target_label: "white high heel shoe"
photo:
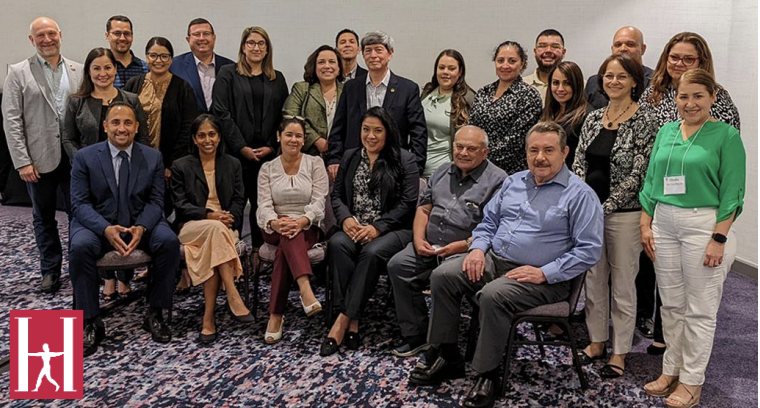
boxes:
[300,296,322,317]
[264,317,283,344]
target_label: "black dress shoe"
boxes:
[345,331,361,350]
[647,343,666,355]
[198,331,218,345]
[578,347,608,365]
[408,356,465,386]
[143,312,172,343]
[392,339,430,357]
[41,274,61,294]
[319,337,340,356]
[227,304,255,323]
[637,317,655,339]
[83,322,105,357]
[463,376,497,408]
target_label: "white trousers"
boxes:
[652,203,736,385]
[584,211,641,354]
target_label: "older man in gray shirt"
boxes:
[388,126,506,357]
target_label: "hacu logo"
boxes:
[10,310,84,399]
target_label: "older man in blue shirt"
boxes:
[408,121,603,408]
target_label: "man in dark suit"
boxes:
[327,30,427,179]
[585,26,653,109]
[69,102,179,357]
[170,18,234,113]
[335,28,367,82]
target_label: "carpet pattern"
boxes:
[0,205,756,407]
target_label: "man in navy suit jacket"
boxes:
[69,102,179,357]
[170,18,234,113]
[327,31,427,178]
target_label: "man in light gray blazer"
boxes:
[2,16,83,293]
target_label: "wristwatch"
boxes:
[711,233,727,243]
[465,236,474,249]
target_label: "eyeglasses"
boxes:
[667,54,699,66]
[244,40,267,50]
[109,30,133,38]
[189,31,214,39]
[146,53,172,62]
[283,115,305,121]
[536,43,563,51]
[602,73,630,82]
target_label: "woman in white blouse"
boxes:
[257,116,329,344]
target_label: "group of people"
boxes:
[2,14,746,408]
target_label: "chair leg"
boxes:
[500,321,520,395]
[242,252,250,310]
[532,323,546,360]
[324,264,333,327]
[465,309,480,362]
[252,258,260,321]
[562,320,588,391]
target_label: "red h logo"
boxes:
[10,310,84,399]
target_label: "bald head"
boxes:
[453,126,490,174]
[28,17,62,60]
[611,26,646,64]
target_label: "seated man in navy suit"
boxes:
[69,102,180,357]
[170,18,234,113]
[327,30,427,179]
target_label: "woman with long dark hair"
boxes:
[541,61,591,166]
[420,49,475,178]
[170,114,252,344]
[320,106,419,356]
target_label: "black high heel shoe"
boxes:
[345,331,361,350]
[578,346,608,365]
[320,337,340,356]
[226,303,255,323]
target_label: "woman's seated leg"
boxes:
[218,260,250,316]
[202,272,220,335]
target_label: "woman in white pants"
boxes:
[639,68,745,408]
[572,54,657,379]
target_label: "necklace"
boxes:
[604,101,634,128]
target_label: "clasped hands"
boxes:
[462,249,547,284]
[342,217,379,245]
[208,210,235,228]
[272,216,309,239]
[104,225,145,257]
[240,146,273,162]
[414,238,466,258]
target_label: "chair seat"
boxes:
[96,249,152,270]
[515,301,571,317]
[257,242,326,264]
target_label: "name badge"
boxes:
[664,175,686,195]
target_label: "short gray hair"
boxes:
[361,30,394,52]
[525,121,567,149]
[456,125,489,147]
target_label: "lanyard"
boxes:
[664,120,706,177]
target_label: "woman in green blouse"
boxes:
[639,69,745,408]
[419,49,474,178]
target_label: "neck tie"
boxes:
[117,151,131,229]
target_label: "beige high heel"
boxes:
[644,375,679,397]
[665,384,701,408]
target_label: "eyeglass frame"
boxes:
[109,30,133,39]
[667,54,699,66]
[244,40,267,50]
[146,53,172,62]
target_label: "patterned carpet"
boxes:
[0,205,756,407]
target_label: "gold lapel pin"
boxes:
[390,88,395,93]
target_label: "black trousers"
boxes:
[26,158,71,278]
[636,252,664,342]
[69,221,180,320]
[328,230,412,319]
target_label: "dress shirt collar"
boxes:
[365,69,391,87]
[448,159,490,183]
[108,140,134,160]
[523,164,571,188]
[194,54,216,68]
[36,53,63,69]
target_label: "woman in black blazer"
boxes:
[320,107,419,356]
[63,47,149,163]
[124,37,197,180]
[170,114,252,344]
[211,26,288,248]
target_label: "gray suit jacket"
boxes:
[2,55,83,173]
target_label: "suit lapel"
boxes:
[128,144,145,194]
[382,72,398,110]
[262,77,272,122]
[98,144,118,198]
[65,60,79,93]
[28,56,57,113]
[184,56,203,100]
[358,76,368,117]
[310,83,326,110]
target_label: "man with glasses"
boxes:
[523,29,566,105]
[387,126,506,358]
[105,15,148,88]
[2,16,83,294]
[585,26,652,109]
[171,18,234,113]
